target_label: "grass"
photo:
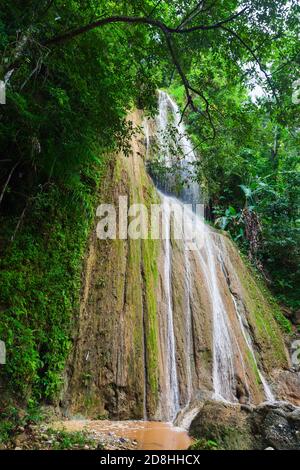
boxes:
[190,438,220,450]
[46,429,99,450]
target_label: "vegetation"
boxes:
[0,401,43,444]
[165,3,299,308]
[0,1,160,404]
[190,423,252,450]
[0,0,299,420]
[0,404,102,449]
[46,428,97,450]
[190,438,220,450]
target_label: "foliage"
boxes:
[47,428,96,450]
[0,181,101,399]
[190,438,220,450]
[167,4,299,309]
[0,1,161,402]
[0,401,43,444]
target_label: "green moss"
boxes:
[191,422,253,450]
[113,238,127,310]
[141,181,160,401]
[226,238,289,369]
[113,157,122,184]
[142,237,159,396]
[246,350,261,385]
[0,158,107,402]
[189,438,220,450]
[274,305,293,334]
[239,249,292,335]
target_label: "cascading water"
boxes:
[154,91,239,405]
[203,230,238,402]
[144,90,275,421]
[155,91,200,206]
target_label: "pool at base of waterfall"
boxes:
[50,420,192,450]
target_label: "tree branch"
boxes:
[44,8,247,45]
[166,34,215,137]
[177,6,248,33]
[221,26,279,102]
[163,33,197,112]
[39,7,270,135]
[179,100,190,124]
[43,8,245,131]
[0,159,21,208]
[176,1,205,30]
[148,0,164,17]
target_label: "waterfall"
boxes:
[203,231,238,402]
[155,91,199,205]
[143,90,275,421]
[154,90,238,405]
[179,202,239,403]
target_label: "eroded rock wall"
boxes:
[63,108,293,421]
[62,111,161,419]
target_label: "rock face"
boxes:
[62,107,295,421]
[272,369,300,406]
[62,111,161,419]
[189,400,300,450]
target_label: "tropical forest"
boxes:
[0,0,299,456]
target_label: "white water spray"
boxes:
[143,91,275,421]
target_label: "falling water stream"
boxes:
[230,293,275,402]
[58,92,276,451]
[149,91,275,420]
[67,92,275,450]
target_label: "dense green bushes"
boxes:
[0,177,103,400]
[0,1,160,403]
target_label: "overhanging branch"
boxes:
[43,8,247,128]
[44,8,247,45]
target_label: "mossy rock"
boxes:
[189,401,255,450]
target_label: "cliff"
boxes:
[62,108,293,421]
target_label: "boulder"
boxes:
[189,400,254,450]
[189,399,300,450]
[272,369,300,405]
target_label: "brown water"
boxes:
[53,420,192,450]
